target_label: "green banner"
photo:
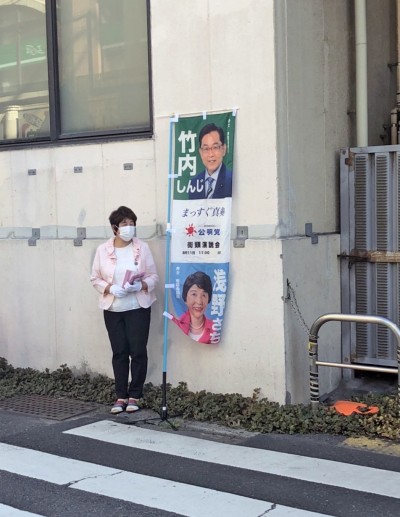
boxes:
[167,111,236,345]
[173,112,235,200]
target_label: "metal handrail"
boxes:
[308,313,400,410]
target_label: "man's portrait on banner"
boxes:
[174,114,235,201]
[188,123,233,200]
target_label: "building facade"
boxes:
[0,0,396,404]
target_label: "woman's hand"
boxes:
[110,285,128,298]
[124,280,142,293]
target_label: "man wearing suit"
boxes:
[188,123,232,199]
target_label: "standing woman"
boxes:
[91,206,159,414]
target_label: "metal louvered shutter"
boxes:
[341,147,399,367]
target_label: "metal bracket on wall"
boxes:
[74,227,86,246]
[233,226,248,248]
[305,223,318,244]
[28,228,40,246]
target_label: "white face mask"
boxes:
[118,225,136,241]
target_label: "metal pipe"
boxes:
[397,0,400,108]
[308,337,319,405]
[308,313,400,411]
[391,108,398,145]
[316,361,398,374]
[310,313,400,342]
[396,0,400,144]
[355,0,368,146]
[388,0,400,144]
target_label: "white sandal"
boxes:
[126,398,140,412]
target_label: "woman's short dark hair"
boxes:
[109,206,137,229]
[182,271,212,302]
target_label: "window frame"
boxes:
[0,0,153,149]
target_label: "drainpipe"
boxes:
[391,108,398,144]
[390,0,400,144]
[355,0,368,146]
[397,0,400,143]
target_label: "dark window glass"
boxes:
[0,0,151,144]
[0,3,49,140]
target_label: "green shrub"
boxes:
[0,358,398,440]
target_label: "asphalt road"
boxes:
[0,403,399,516]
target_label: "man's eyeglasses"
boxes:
[200,144,223,153]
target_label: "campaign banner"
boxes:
[168,111,236,344]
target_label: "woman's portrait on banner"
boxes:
[172,271,214,344]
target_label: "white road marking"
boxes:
[65,419,400,500]
[0,504,43,516]
[0,443,330,517]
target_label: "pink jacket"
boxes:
[172,310,214,344]
[90,237,159,310]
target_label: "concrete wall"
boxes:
[0,140,160,376]
[0,0,288,403]
[151,0,279,239]
[0,0,395,404]
[274,0,396,401]
[273,1,354,400]
[282,235,341,404]
[275,0,355,237]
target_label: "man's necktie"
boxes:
[206,177,214,198]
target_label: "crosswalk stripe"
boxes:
[0,443,331,517]
[65,419,400,500]
[0,504,42,516]
[0,442,119,485]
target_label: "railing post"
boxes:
[398,342,400,404]
[308,335,319,409]
[308,313,400,414]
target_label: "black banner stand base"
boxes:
[119,372,181,431]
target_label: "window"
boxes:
[0,2,49,140]
[0,0,151,145]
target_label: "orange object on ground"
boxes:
[332,400,379,416]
